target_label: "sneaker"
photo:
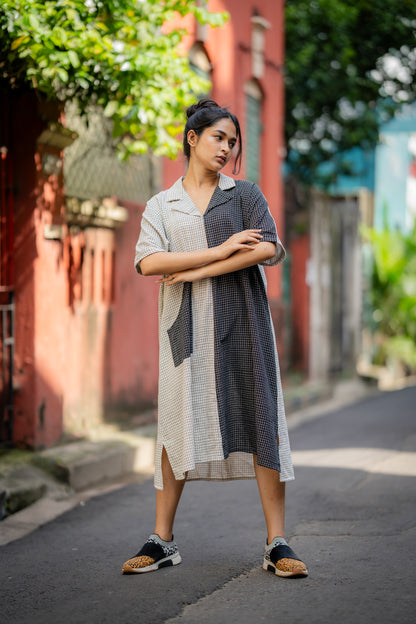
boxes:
[263,537,308,578]
[122,533,181,574]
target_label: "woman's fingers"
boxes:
[236,230,263,246]
[159,273,189,285]
[230,230,262,244]
[218,230,264,259]
[241,229,262,237]
[241,230,262,241]
[157,274,176,284]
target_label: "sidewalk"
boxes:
[0,377,378,546]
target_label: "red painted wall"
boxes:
[107,202,159,409]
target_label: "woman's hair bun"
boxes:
[186,98,220,119]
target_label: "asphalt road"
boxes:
[1,386,415,624]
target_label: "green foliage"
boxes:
[0,0,227,158]
[363,222,416,372]
[285,0,416,186]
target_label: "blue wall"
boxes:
[327,147,375,196]
[327,104,416,232]
[373,106,416,231]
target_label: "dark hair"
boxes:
[183,98,242,174]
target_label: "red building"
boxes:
[0,0,287,448]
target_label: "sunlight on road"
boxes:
[292,448,416,477]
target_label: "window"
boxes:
[189,41,212,87]
[251,14,271,79]
[245,80,263,184]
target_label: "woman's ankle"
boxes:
[154,530,173,542]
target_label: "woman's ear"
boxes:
[187,129,197,148]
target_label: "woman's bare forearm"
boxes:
[139,229,264,275]
[160,242,276,285]
[139,248,221,275]
[198,242,276,278]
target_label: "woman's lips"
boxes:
[216,155,226,164]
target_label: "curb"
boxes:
[0,425,156,531]
[32,427,156,491]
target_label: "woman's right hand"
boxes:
[216,229,263,260]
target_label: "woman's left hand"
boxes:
[158,267,203,285]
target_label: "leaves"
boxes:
[0,0,227,158]
[285,0,416,186]
[67,50,80,68]
[363,222,416,371]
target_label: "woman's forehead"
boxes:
[210,118,237,138]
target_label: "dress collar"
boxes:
[166,172,236,203]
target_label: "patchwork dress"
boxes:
[135,173,294,489]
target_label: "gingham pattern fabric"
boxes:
[135,173,294,489]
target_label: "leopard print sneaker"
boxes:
[263,537,308,578]
[122,534,181,574]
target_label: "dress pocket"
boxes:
[167,281,193,367]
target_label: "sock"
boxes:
[266,536,288,552]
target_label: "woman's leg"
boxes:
[121,447,184,573]
[154,447,186,541]
[254,454,308,576]
[253,455,285,543]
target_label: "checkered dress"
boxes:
[135,173,294,489]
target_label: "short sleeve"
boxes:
[134,196,169,274]
[244,183,286,266]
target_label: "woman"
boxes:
[122,98,308,578]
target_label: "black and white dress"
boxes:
[135,173,294,489]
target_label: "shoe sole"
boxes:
[122,552,182,574]
[263,558,308,578]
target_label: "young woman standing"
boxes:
[122,99,308,578]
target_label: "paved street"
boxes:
[1,386,415,624]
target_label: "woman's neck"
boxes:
[183,163,220,190]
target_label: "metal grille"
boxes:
[0,293,14,445]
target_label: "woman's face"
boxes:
[188,117,237,172]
